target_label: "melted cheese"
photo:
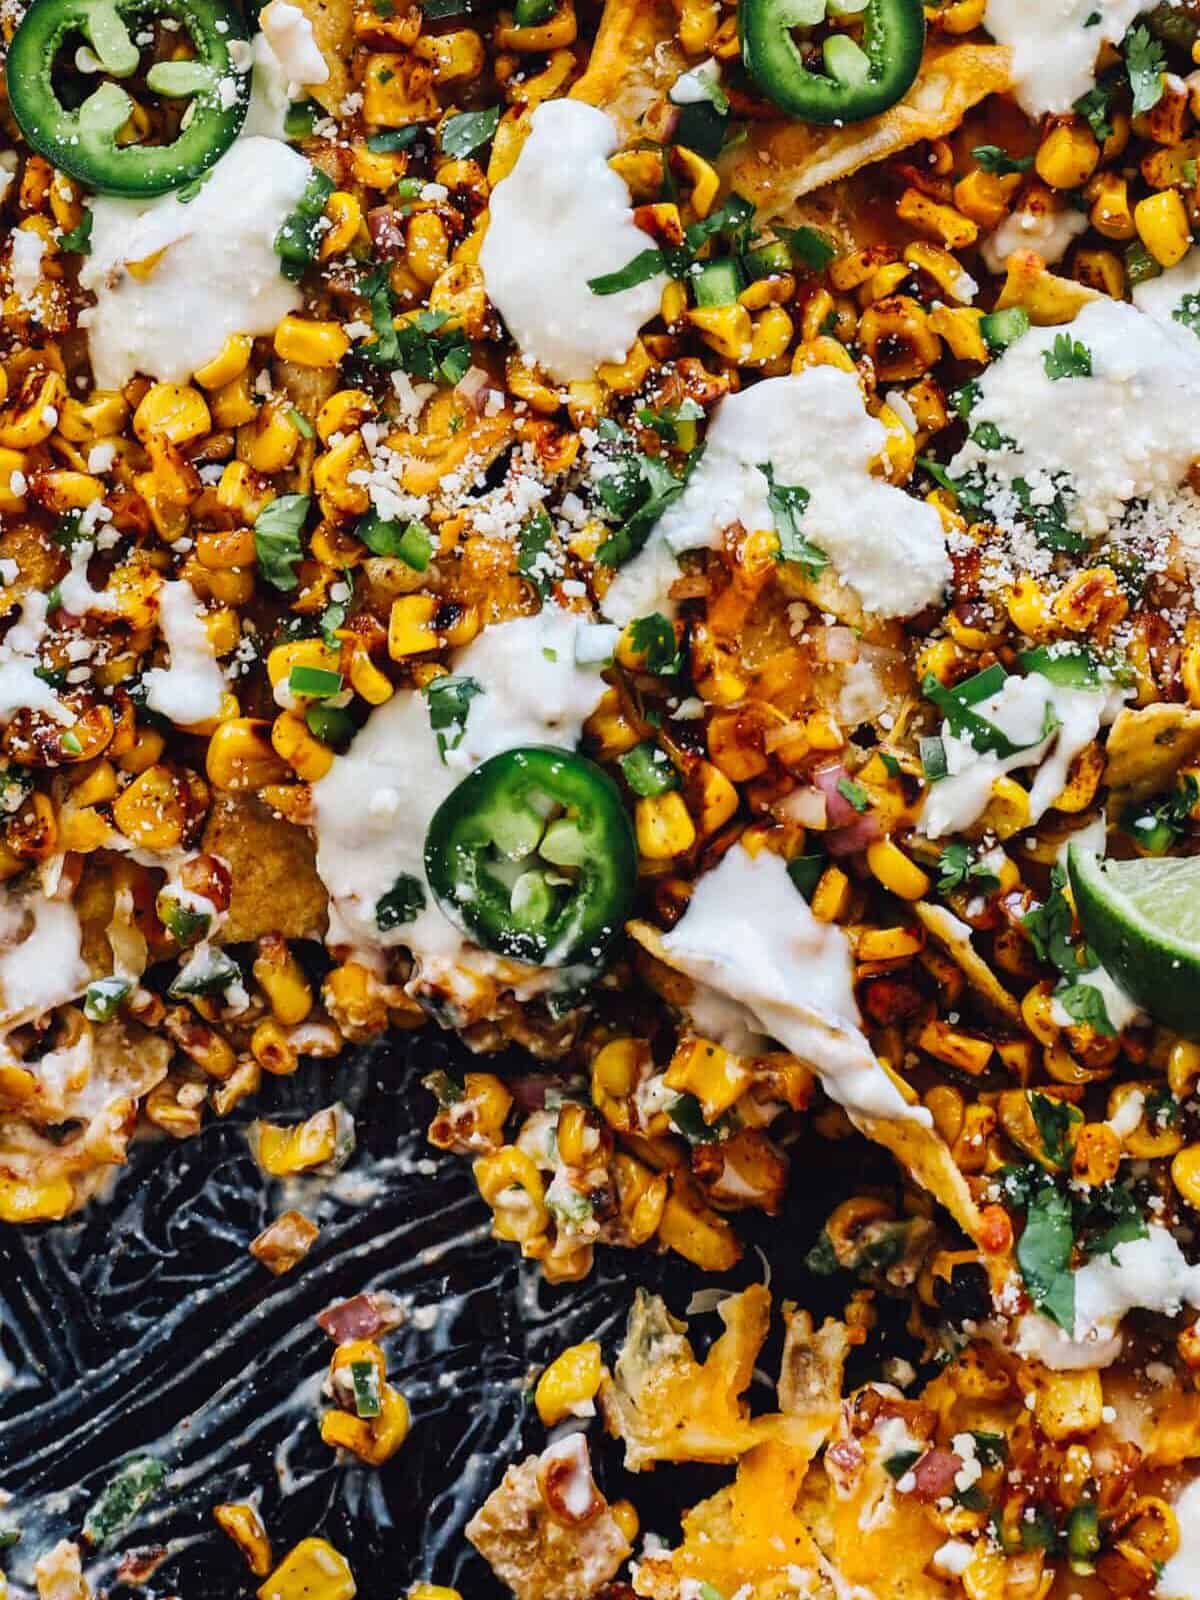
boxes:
[981,202,1088,272]
[0,892,87,1029]
[313,607,610,985]
[478,99,665,383]
[1133,246,1200,337]
[658,845,929,1125]
[79,137,311,388]
[919,670,1127,838]
[602,368,950,626]
[950,298,1200,539]
[1158,1478,1200,1599]
[143,580,226,729]
[983,0,1173,116]
[258,0,328,85]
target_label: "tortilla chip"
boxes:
[915,900,1023,1026]
[202,792,328,944]
[722,41,1013,220]
[576,4,1011,224]
[1103,703,1200,809]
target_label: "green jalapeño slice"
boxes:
[6,0,251,196]
[739,0,925,125]
[424,746,637,968]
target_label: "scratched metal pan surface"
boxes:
[0,1030,913,1599]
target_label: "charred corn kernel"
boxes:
[896,188,978,249]
[197,527,256,569]
[406,210,450,285]
[791,334,856,374]
[596,337,654,394]
[694,760,738,836]
[238,405,301,474]
[58,389,126,440]
[253,942,313,1026]
[274,316,351,369]
[257,1539,356,1600]
[363,52,437,124]
[388,594,441,658]
[830,247,891,292]
[344,649,391,706]
[506,357,561,414]
[207,717,290,790]
[321,1382,409,1464]
[474,1146,549,1243]
[860,261,910,305]
[1036,121,1100,189]
[0,368,66,448]
[319,191,363,260]
[636,791,696,859]
[665,1036,751,1119]
[0,1173,73,1223]
[71,760,118,807]
[980,776,1030,840]
[857,296,942,380]
[535,1341,603,1425]
[272,711,335,782]
[1052,741,1105,814]
[496,0,576,49]
[112,764,184,850]
[215,1503,272,1577]
[1035,1369,1103,1441]
[0,449,27,510]
[1006,574,1053,637]
[918,1020,994,1076]
[687,303,753,362]
[746,305,794,365]
[1072,1121,1121,1186]
[252,1018,299,1076]
[313,432,370,516]
[903,240,978,303]
[441,603,480,649]
[1088,172,1136,241]
[118,726,165,774]
[591,1039,644,1131]
[133,381,211,445]
[925,1083,966,1144]
[935,0,985,30]
[317,388,373,443]
[609,1502,638,1545]
[1135,188,1193,267]
[928,304,988,362]
[865,838,931,901]
[658,1178,740,1271]
[811,864,851,923]
[194,335,253,390]
[34,469,105,511]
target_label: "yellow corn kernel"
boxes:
[857,926,923,963]
[117,726,165,774]
[864,839,932,903]
[597,337,654,394]
[1169,1038,1200,1099]
[896,188,978,249]
[935,0,985,31]
[272,711,335,782]
[790,334,856,374]
[534,1341,603,1425]
[34,469,105,512]
[1075,246,1126,299]
[474,1146,549,1244]
[1034,1369,1103,1442]
[209,371,259,430]
[257,1539,356,1600]
[1052,742,1105,814]
[1173,1146,1200,1213]
[674,145,719,217]
[0,448,28,511]
[636,791,696,859]
[133,381,211,445]
[0,368,67,448]
[388,594,441,658]
[980,776,1030,840]
[745,305,794,366]
[495,0,577,50]
[928,304,988,362]
[274,316,351,369]
[317,388,374,443]
[252,1018,299,1076]
[409,1590,462,1600]
[267,638,340,688]
[658,1177,740,1272]
[406,209,450,286]
[810,864,851,923]
[112,764,185,851]
[665,1036,751,1120]
[687,303,753,362]
[206,717,290,790]
[214,1503,273,1578]
[903,240,978,303]
[347,649,394,706]
[256,1107,345,1176]
[194,335,253,390]
[319,191,363,260]
[1135,188,1193,267]
[253,939,314,1026]
[954,168,1021,229]
[0,1173,73,1223]
[1006,575,1053,638]
[1088,172,1136,241]
[57,389,127,441]
[917,1019,994,1076]
[238,405,301,474]
[1035,121,1100,190]
[693,759,738,836]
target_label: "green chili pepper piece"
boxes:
[83,1456,165,1549]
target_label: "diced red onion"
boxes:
[813,761,859,828]
[367,207,405,260]
[825,812,882,857]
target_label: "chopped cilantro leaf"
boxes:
[759,462,828,578]
[1042,334,1093,381]
[1126,24,1166,117]
[971,144,1032,176]
[254,494,309,591]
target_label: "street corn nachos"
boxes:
[7,0,1200,1593]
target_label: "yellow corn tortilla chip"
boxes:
[1104,703,1200,809]
[575,5,1011,222]
[202,792,328,943]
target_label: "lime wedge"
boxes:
[1067,846,1200,1037]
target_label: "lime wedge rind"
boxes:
[1067,846,1200,1039]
